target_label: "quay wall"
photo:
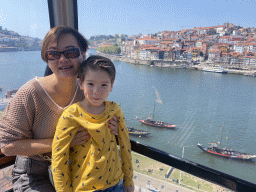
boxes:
[96,52,150,65]
[0,46,41,52]
[0,47,18,52]
[95,52,256,75]
[96,52,187,67]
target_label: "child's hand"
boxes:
[125,186,134,192]
[70,127,90,147]
[108,115,118,135]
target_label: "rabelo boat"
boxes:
[136,102,179,128]
[127,126,150,136]
[198,125,256,160]
[197,143,256,160]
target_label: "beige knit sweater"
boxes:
[0,77,84,161]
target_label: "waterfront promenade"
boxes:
[132,152,231,192]
[133,171,194,192]
[96,51,256,76]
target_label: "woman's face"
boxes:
[46,33,86,79]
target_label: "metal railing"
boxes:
[129,140,256,191]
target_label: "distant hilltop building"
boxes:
[0,45,18,52]
[0,26,42,52]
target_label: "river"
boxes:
[0,50,256,184]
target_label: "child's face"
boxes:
[79,68,113,108]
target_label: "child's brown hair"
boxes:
[78,55,116,84]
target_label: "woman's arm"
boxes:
[1,129,90,156]
[1,115,118,156]
[1,138,53,156]
[1,116,118,156]
[0,82,45,156]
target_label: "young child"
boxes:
[51,55,134,192]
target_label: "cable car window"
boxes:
[0,0,255,190]
[78,0,256,186]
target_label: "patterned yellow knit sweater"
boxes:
[52,101,134,192]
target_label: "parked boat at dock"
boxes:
[203,66,227,73]
[244,72,256,77]
[127,126,150,136]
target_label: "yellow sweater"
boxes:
[52,101,134,192]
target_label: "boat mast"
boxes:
[220,124,224,146]
[152,102,155,120]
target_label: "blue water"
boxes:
[1,50,256,184]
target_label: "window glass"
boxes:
[0,0,49,109]
[78,0,256,185]
[0,0,255,190]
[0,1,49,190]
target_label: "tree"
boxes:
[97,45,121,54]
[120,34,128,39]
[107,35,114,39]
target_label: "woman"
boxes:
[0,27,118,192]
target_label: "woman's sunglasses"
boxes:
[45,48,81,60]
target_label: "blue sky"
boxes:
[2,0,256,40]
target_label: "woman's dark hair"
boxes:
[78,55,116,84]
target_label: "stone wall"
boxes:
[96,52,150,65]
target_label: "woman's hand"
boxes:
[70,115,118,148]
[108,115,118,135]
[70,127,90,148]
